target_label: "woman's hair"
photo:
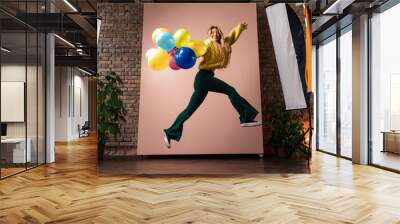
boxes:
[207,25,232,68]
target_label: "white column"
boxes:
[46,32,55,163]
[45,0,55,163]
[352,14,369,164]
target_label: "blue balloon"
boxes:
[156,32,175,52]
[174,47,197,69]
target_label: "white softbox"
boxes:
[266,3,307,110]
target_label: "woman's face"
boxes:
[209,28,221,42]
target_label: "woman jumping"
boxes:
[163,22,262,148]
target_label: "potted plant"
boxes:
[97,72,126,161]
[268,102,309,159]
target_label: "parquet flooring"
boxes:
[1,167,26,178]
[1,135,400,223]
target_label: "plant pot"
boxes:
[98,143,105,161]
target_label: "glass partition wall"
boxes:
[316,26,353,159]
[370,3,400,171]
[0,1,46,179]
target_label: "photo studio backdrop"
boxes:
[137,3,263,155]
[97,2,312,157]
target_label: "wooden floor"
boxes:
[372,150,400,171]
[1,136,400,223]
[1,167,26,178]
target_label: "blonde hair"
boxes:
[208,26,232,68]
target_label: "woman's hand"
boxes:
[240,22,248,30]
[219,29,225,44]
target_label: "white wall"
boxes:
[1,65,26,139]
[55,66,69,141]
[1,63,46,164]
[54,67,89,141]
[1,64,39,138]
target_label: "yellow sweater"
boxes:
[199,24,245,70]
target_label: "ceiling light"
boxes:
[63,0,78,12]
[78,67,93,76]
[323,0,355,15]
[54,34,75,48]
[1,47,11,53]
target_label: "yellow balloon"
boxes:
[182,40,207,57]
[147,48,169,71]
[152,28,168,44]
[173,29,191,48]
[145,48,158,60]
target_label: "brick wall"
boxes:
[97,2,309,156]
[256,3,283,155]
[98,3,143,155]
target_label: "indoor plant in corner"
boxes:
[268,102,309,159]
[97,72,126,161]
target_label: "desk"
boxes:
[381,131,400,154]
[1,138,31,163]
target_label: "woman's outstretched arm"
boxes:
[225,22,248,45]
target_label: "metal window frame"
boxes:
[367,0,400,172]
[0,0,47,180]
[316,0,400,172]
[315,22,353,161]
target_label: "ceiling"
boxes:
[0,0,98,73]
[1,0,392,72]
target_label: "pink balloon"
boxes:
[169,57,180,70]
[169,48,177,56]
[169,48,180,70]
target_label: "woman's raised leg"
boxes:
[205,75,259,124]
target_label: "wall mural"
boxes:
[138,3,264,155]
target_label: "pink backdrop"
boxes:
[138,3,263,155]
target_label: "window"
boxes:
[339,27,352,158]
[316,25,353,159]
[317,35,337,154]
[370,3,400,171]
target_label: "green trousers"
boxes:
[164,69,258,141]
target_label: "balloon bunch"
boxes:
[145,28,207,71]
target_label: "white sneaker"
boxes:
[163,130,171,148]
[240,120,262,127]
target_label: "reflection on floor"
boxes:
[1,135,400,223]
[99,154,310,175]
[0,167,25,178]
[99,155,310,175]
[373,150,400,171]
[0,162,44,179]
